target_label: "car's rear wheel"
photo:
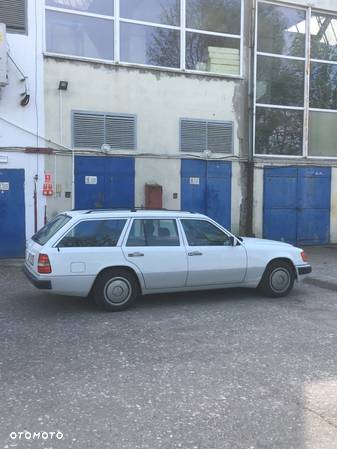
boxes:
[259,261,295,298]
[93,269,139,311]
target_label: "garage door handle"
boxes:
[188,251,203,256]
[128,252,144,257]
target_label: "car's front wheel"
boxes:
[93,268,140,311]
[259,261,295,298]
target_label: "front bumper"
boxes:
[23,264,52,290]
[297,265,312,276]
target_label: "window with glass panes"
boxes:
[255,1,337,158]
[45,0,243,76]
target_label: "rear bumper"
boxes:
[297,265,312,276]
[23,265,52,290]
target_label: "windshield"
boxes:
[32,214,72,246]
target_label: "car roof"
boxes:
[65,209,208,220]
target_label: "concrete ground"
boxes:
[303,245,337,291]
[1,247,337,449]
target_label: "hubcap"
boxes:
[104,277,132,305]
[270,268,291,293]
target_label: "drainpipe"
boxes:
[33,174,38,233]
[246,0,256,236]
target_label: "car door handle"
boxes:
[188,251,203,256]
[128,252,144,257]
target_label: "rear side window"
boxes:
[126,219,180,247]
[58,219,126,247]
[32,214,72,245]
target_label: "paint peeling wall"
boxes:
[44,59,244,157]
[44,58,247,225]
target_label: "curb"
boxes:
[0,259,24,268]
[303,276,337,293]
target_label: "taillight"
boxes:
[38,254,52,274]
[301,251,309,263]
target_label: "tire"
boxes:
[259,261,295,298]
[93,269,140,311]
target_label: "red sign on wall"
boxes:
[43,173,53,196]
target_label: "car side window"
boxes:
[181,219,230,246]
[58,219,127,247]
[126,219,180,247]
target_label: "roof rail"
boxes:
[83,208,195,214]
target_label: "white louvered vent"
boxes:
[208,121,233,153]
[73,113,105,149]
[73,112,136,150]
[105,115,136,150]
[180,119,233,153]
[0,0,26,33]
[180,120,207,152]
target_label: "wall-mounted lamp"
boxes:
[58,80,68,91]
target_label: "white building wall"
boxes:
[44,60,241,156]
[0,0,44,147]
[0,0,45,240]
[44,60,245,226]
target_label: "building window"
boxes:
[180,119,233,153]
[255,1,337,158]
[0,0,26,34]
[72,111,136,150]
[45,0,243,77]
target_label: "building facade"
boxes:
[0,0,45,257]
[1,0,337,257]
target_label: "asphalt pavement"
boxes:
[1,249,337,449]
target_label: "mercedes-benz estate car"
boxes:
[23,210,312,311]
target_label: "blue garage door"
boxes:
[181,160,231,229]
[75,156,135,209]
[264,167,331,245]
[0,169,26,258]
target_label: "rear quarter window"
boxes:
[32,214,72,246]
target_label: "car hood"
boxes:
[240,237,294,248]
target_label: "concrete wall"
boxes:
[331,168,337,244]
[135,158,181,210]
[0,0,46,239]
[44,59,244,157]
[252,165,264,239]
[0,0,44,148]
[44,59,247,226]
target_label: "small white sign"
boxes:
[0,182,9,191]
[0,155,8,163]
[85,176,97,185]
[189,177,200,185]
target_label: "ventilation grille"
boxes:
[73,112,136,150]
[180,119,233,153]
[0,0,26,33]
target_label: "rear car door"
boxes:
[122,218,188,289]
[180,219,247,286]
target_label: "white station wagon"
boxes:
[24,210,312,311]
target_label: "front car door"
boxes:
[122,218,188,290]
[179,218,247,286]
